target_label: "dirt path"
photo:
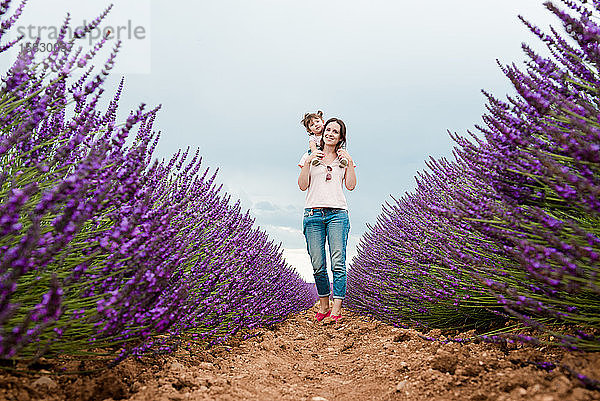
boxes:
[1,305,599,401]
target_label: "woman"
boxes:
[298,117,357,322]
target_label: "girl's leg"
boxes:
[311,145,322,166]
[326,209,350,316]
[303,209,330,312]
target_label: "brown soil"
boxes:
[1,305,599,401]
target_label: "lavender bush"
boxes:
[348,0,599,352]
[0,2,316,364]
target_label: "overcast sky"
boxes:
[4,0,560,281]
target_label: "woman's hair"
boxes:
[320,118,346,151]
[301,110,324,133]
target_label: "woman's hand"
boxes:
[338,149,357,190]
[337,149,353,167]
[310,150,324,163]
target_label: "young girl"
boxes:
[301,110,348,167]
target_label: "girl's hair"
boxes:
[320,118,346,151]
[301,110,324,133]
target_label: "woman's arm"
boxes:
[298,150,322,191]
[338,149,357,190]
[344,163,357,190]
[298,162,311,191]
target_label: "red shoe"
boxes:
[331,314,342,322]
[315,310,331,322]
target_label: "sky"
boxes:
[2,0,560,281]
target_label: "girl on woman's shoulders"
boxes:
[298,117,357,323]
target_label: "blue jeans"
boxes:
[303,208,350,299]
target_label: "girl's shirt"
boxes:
[298,153,351,209]
[308,134,322,147]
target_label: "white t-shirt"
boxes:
[298,152,351,209]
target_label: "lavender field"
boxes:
[347,0,599,387]
[0,1,316,366]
